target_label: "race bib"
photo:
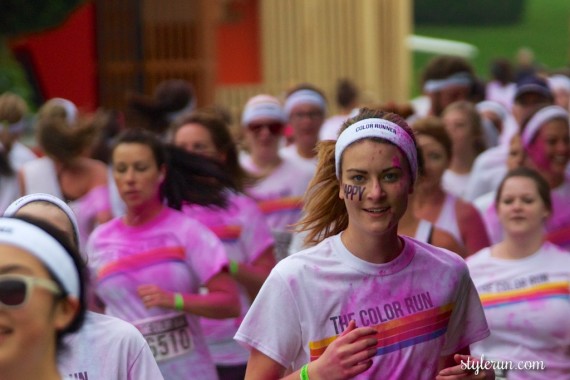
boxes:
[134,313,193,362]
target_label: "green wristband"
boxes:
[174,293,184,311]
[229,260,239,276]
[300,364,309,380]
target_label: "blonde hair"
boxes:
[298,108,416,246]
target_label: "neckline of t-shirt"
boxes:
[485,242,549,265]
[119,206,171,232]
[331,233,415,275]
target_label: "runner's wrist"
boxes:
[173,292,184,311]
[229,260,239,276]
[305,362,321,380]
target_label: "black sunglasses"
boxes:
[0,274,61,308]
[247,122,284,135]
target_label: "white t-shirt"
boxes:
[434,193,463,247]
[318,114,349,141]
[9,141,36,171]
[184,192,274,366]
[485,81,516,111]
[464,146,509,202]
[61,311,164,380]
[87,207,227,380]
[235,234,490,379]
[442,170,471,200]
[240,156,314,261]
[279,144,318,174]
[467,243,570,379]
[0,175,19,215]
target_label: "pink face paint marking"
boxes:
[391,155,402,169]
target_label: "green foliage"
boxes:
[0,39,33,106]
[415,0,526,25]
[0,0,83,36]
[412,0,570,96]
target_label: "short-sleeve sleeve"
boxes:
[185,220,229,285]
[127,335,165,380]
[441,267,490,355]
[234,268,302,368]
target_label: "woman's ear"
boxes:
[53,297,80,331]
[159,165,167,183]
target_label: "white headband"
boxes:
[522,105,569,148]
[424,72,472,93]
[284,89,327,117]
[241,95,286,126]
[0,218,80,298]
[48,98,78,125]
[476,101,509,122]
[335,118,417,181]
[4,193,80,246]
[167,97,197,123]
[548,75,570,93]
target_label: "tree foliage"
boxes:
[0,0,84,36]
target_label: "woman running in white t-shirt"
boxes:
[236,108,492,379]
[468,167,570,379]
[0,216,86,380]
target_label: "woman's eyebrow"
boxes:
[0,264,33,275]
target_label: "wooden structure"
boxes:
[96,0,218,109]
[96,0,412,118]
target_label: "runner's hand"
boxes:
[308,320,378,380]
[137,284,172,309]
[436,354,495,380]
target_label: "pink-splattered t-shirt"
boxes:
[240,155,314,261]
[87,207,227,380]
[184,192,274,366]
[467,243,570,379]
[235,234,489,379]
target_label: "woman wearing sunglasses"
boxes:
[0,216,86,380]
[239,94,315,261]
[4,193,164,380]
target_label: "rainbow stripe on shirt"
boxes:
[209,225,242,243]
[479,281,570,309]
[257,196,303,215]
[97,247,186,281]
[309,303,454,361]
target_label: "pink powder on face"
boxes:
[391,155,402,169]
[527,143,551,171]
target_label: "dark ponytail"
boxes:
[112,128,236,210]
